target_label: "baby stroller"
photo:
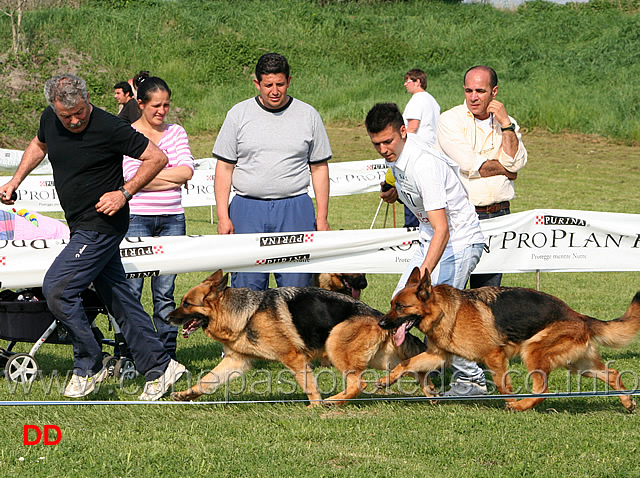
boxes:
[0,287,137,384]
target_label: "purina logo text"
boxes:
[537,215,587,227]
[256,254,311,265]
[125,270,160,279]
[260,233,310,247]
[120,246,154,258]
[366,164,387,171]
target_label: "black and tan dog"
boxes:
[377,267,640,412]
[167,269,429,405]
[312,273,368,300]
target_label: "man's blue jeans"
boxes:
[126,214,185,360]
[394,242,486,385]
[470,207,510,288]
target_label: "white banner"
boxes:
[0,156,388,211]
[0,209,639,290]
[0,228,416,289]
[475,209,640,273]
[0,148,52,174]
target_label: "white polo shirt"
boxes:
[388,134,485,257]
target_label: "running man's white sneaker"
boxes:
[443,381,488,397]
[138,359,186,401]
[63,367,109,398]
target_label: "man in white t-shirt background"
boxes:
[401,69,441,228]
[403,69,440,145]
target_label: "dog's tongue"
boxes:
[394,323,408,347]
[351,287,361,300]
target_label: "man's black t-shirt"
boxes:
[118,97,142,124]
[37,105,149,235]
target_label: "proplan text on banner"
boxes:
[476,209,640,273]
[1,210,640,290]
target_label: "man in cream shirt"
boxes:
[436,65,527,288]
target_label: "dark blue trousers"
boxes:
[43,230,170,379]
[469,208,510,288]
[229,194,316,290]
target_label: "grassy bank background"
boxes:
[1,0,639,148]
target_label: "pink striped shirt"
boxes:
[123,124,195,215]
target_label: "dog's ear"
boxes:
[406,267,422,287]
[417,268,432,301]
[215,272,230,293]
[204,269,228,287]
[203,270,222,284]
[203,269,229,296]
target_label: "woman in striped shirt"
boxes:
[123,76,194,360]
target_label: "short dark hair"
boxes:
[464,65,498,89]
[136,76,171,104]
[255,53,290,83]
[405,69,427,89]
[365,103,404,134]
[114,81,133,97]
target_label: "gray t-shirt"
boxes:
[213,96,332,199]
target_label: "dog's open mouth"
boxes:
[349,286,361,300]
[182,318,205,338]
[393,319,418,347]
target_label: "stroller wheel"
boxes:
[102,355,118,377]
[115,357,138,381]
[5,353,39,384]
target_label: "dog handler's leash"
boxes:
[370,198,385,229]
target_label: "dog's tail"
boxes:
[591,291,640,348]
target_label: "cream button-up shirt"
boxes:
[436,103,527,207]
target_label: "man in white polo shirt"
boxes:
[368,102,487,396]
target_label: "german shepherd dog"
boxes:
[312,273,368,300]
[167,269,429,405]
[377,267,640,412]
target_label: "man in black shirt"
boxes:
[114,81,141,123]
[1,74,185,400]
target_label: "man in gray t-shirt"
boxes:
[213,52,332,291]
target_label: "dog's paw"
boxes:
[374,378,390,391]
[625,398,636,413]
[423,384,439,398]
[504,399,526,412]
[170,391,189,401]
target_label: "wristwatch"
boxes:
[501,123,516,132]
[119,186,133,202]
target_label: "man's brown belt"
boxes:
[475,201,510,214]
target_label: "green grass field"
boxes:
[1,129,640,477]
[2,0,640,147]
